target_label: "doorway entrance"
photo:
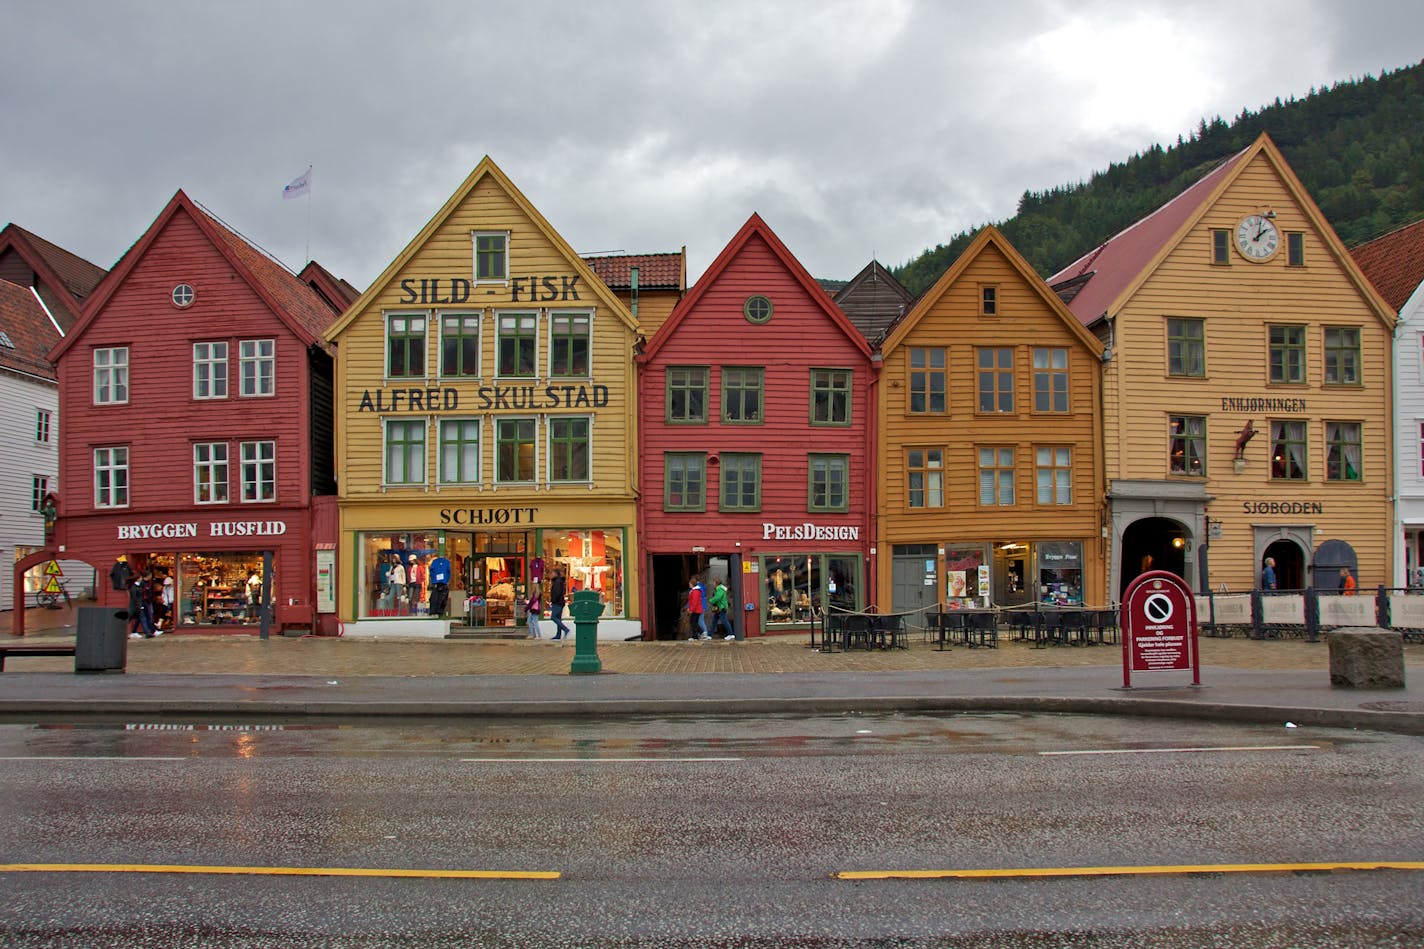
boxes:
[1118,517,1189,597]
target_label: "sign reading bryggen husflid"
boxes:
[323,158,642,637]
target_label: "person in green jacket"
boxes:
[709,579,735,640]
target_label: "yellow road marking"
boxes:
[837,861,1424,880]
[0,863,558,880]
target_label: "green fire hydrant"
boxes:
[568,588,603,675]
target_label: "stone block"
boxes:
[1327,627,1405,689]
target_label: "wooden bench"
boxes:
[0,644,77,671]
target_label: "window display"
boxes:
[763,554,860,625]
[1037,541,1083,606]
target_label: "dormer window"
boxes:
[473,232,508,283]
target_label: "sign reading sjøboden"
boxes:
[1121,570,1199,688]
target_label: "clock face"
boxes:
[1235,214,1280,261]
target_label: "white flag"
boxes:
[282,166,312,199]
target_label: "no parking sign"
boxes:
[1121,570,1199,688]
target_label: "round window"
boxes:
[172,284,195,308]
[743,295,772,324]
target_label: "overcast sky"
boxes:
[3,1,1419,292]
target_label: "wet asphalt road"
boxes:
[1,711,1421,947]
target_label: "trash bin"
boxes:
[75,606,129,674]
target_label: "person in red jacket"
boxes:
[688,577,708,640]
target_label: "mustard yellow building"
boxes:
[1049,133,1396,597]
[876,227,1106,617]
[324,158,642,637]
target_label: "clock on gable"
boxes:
[1235,214,1280,261]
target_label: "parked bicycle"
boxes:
[34,582,71,610]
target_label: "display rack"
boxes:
[204,586,247,624]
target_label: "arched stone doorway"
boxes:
[1118,516,1190,598]
[1255,525,1312,591]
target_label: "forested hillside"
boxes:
[893,60,1424,295]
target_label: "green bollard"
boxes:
[568,589,603,675]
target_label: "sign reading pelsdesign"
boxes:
[761,522,860,541]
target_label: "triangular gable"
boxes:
[0,224,107,329]
[833,260,916,343]
[881,225,1103,358]
[51,191,338,362]
[1049,133,1394,330]
[324,157,634,341]
[641,213,872,362]
[300,260,363,313]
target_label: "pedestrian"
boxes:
[1340,567,1356,595]
[549,569,570,640]
[1260,557,1277,590]
[688,577,709,640]
[128,572,159,639]
[710,578,734,639]
[525,583,543,638]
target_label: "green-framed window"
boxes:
[550,311,591,377]
[808,454,849,513]
[810,369,851,426]
[473,232,507,282]
[497,311,538,377]
[722,366,764,423]
[438,418,481,485]
[667,366,709,424]
[664,452,706,511]
[440,313,481,377]
[495,417,536,483]
[908,347,946,414]
[978,447,1016,506]
[1169,415,1206,476]
[1270,420,1308,480]
[1167,318,1205,377]
[387,313,426,379]
[1326,421,1362,482]
[384,419,426,485]
[548,416,590,482]
[907,448,943,508]
[1323,327,1361,386]
[977,347,1014,412]
[1032,347,1069,412]
[720,452,762,511]
[1269,325,1306,383]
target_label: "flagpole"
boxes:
[305,180,312,266]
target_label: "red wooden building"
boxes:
[636,214,877,639]
[42,191,343,633]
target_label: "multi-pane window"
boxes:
[977,348,1014,412]
[1268,325,1306,383]
[1323,327,1361,385]
[808,454,849,513]
[1325,421,1362,482]
[240,441,276,501]
[193,342,229,399]
[548,416,590,482]
[473,232,508,282]
[497,312,538,377]
[93,347,129,404]
[495,417,536,483]
[1270,420,1308,480]
[439,419,481,485]
[1169,415,1207,476]
[1032,347,1069,412]
[810,369,851,425]
[908,347,946,414]
[384,419,426,485]
[1036,447,1072,504]
[94,446,128,508]
[722,366,764,423]
[31,475,47,512]
[194,442,229,503]
[550,312,590,377]
[978,447,1016,506]
[239,339,275,396]
[440,313,481,377]
[907,449,944,508]
[980,285,998,316]
[667,366,708,423]
[35,409,51,443]
[387,313,426,378]
[1167,318,1205,377]
[720,453,762,511]
[664,452,706,511]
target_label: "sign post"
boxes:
[1121,569,1200,688]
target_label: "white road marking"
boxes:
[1040,744,1318,757]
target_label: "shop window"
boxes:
[1035,446,1072,504]
[94,446,128,508]
[1037,541,1083,606]
[978,447,1015,506]
[977,348,1014,413]
[808,454,848,513]
[548,416,590,482]
[94,347,129,404]
[239,339,275,396]
[664,452,706,511]
[194,442,229,503]
[1167,318,1205,377]
[1270,420,1308,480]
[720,453,762,511]
[550,311,591,377]
[496,311,538,378]
[386,312,426,378]
[810,368,851,426]
[1325,421,1362,481]
[240,440,276,501]
[908,347,946,414]
[439,418,481,485]
[907,448,943,508]
[193,342,229,399]
[540,529,625,617]
[1323,326,1361,385]
[441,312,482,378]
[667,366,708,424]
[1032,347,1069,412]
[765,556,819,624]
[944,546,985,606]
[36,408,51,443]
[1168,415,1206,476]
[177,553,268,626]
[384,419,426,485]
[721,366,764,424]
[473,232,508,283]
[1268,325,1306,383]
[496,417,536,483]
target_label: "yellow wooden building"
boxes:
[323,157,642,637]
[1049,133,1396,597]
[876,226,1106,619]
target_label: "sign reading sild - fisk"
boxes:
[398,274,581,304]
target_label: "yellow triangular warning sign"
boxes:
[43,577,62,594]
[43,560,62,576]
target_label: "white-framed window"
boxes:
[94,446,129,508]
[35,409,51,443]
[93,347,129,404]
[194,342,229,399]
[384,418,426,485]
[1035,446,1073,504]
[240,440,276,501]
[31,475,48,512]
[438,418,481,485]
[547,415,591,483]
[194,442,229,503]
[239,339,275,397]
[472,231,509,283]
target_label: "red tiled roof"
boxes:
[1351,217,1424,313]
[0,279,62,381]
[0,224,107,303]
[582,252,684,290]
